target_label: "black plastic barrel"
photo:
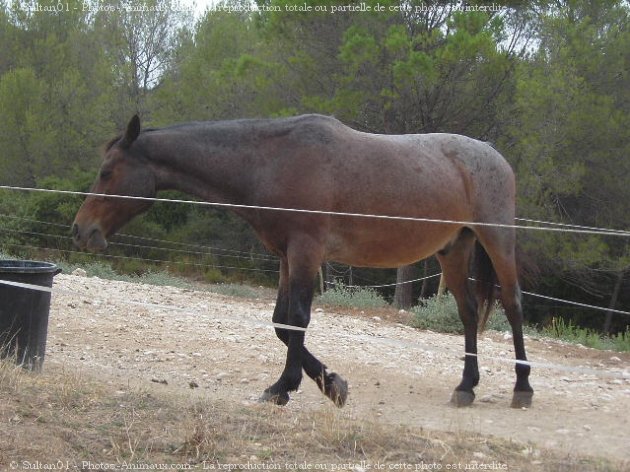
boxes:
[0,260,61,371]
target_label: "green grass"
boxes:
[611,328,630,351]
[542,317,630,352]
[317,282,388,309]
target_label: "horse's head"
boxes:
[72,115,156,252]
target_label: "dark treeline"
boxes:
[0,0,628,333]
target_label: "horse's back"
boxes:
[309,124,516,222]
[281,116,513,200]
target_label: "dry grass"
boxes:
[0,359,627,471]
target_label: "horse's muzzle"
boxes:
[72,223,108,252]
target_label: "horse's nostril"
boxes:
[72,224,80,239]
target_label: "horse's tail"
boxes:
[474,241,497,332]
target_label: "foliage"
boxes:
[500,1,630,331]
[153,2,283,123]
[317,282,388,309]
[541,317,630,352]
[411,294,512,334]
[412,296,629,352]
[0,0,629,333]
[610,328,630,352]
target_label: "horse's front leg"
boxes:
[260,263,312,405]
[261,237,347,407]
[262,258,347,406]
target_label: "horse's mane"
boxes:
[102,116,338,155]
[103,135,121,152]
[103,126,168,154]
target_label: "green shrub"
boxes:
[317,282,388,309]
[486,308,512,332]
[411,293,512,334]
[412,294,463,333]
[203,267,227,284]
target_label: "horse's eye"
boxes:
[100,170,113,180]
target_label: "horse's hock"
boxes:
[0,260,61,371]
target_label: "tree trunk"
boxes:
[603,269,625,334]
[394,264,416,309]
[324,263,337,290]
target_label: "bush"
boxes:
[317,282,388,309]
[412,294,463,334]
[411,293,512,334]
[411,295,629,353]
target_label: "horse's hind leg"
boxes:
[436,229,479,407]
[261,245,347,407]
[502,283,533,408]
[475,228,533,408]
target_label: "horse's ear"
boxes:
[122,114,141,148]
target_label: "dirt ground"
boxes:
[46,273,630,464]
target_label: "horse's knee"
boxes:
[274,327,289,345]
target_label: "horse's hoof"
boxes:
[326,373,348,408]
[451,389,475,407]
[510,390,533,409]
[259,389,290,406]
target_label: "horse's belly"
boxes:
[325,221,460,268]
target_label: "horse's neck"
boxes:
[144,129,254,204]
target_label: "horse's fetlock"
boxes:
[260,387,290,406]
[283,372,303,392]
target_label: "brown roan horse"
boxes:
[72,114,533,409]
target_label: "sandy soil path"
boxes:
[47,274,630,462]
